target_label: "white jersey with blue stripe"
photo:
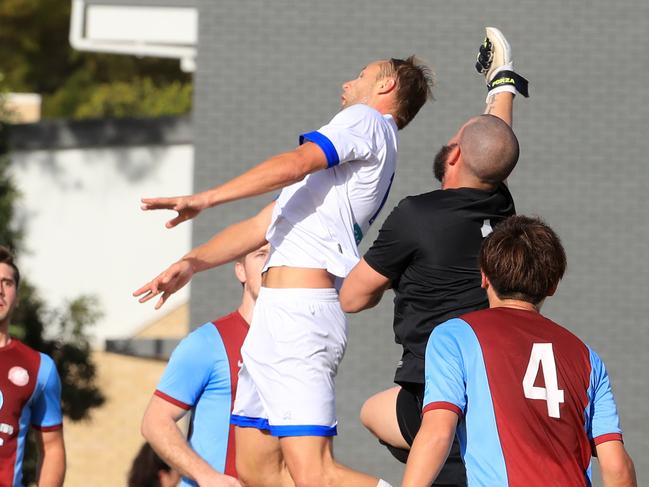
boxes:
[264,103,398,278]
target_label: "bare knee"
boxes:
[237,454,288,487]
[289,464,337,487]
[282,437,338,487]
[360,388,409,449]
[360,396,378,431]
[235,457,256,487]
[360,390,392,436]
[235,427,286,487]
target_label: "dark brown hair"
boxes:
[0,246,20,287]
[480,216,566,305]
[379,56,434,130]
[128,443,172,487]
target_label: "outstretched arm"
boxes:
[180,200,274,273]
[485,92,514,127]
[142,142,328,228]
[134,201,274,309]
[476,27,530,128]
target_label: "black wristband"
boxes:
[487,70,530,98]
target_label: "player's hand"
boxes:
[476,27,512,82]
[197,472,242,487]
[133,259,194,309]
[141,192,210,228]
[476,27,529,98]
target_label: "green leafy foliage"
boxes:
[47,296,105,419]
[0,0,192,119]
[0,124,21,247]
[46,77,193,119]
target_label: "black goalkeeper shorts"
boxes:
[393,382,467,487]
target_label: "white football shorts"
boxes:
[230,287,347,436]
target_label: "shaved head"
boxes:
[458,114,519,184]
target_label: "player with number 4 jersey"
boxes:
[403,216,636,487]
[423,310,621,486]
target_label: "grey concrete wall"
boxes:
[192,1,649,484]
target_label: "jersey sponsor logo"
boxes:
[0,390,7,446]
[0,421,15,445]
[480,219,493,238]
[8,366,29,387]
[353,223,363,245]
[491,77,515,87]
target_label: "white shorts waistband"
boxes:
[257,286,339,303]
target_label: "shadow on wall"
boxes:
[7,116,192,186]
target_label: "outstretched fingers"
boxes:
[155,291,172,310]
[133,270,173,303]
[141,196,199,228]
[133,281,160,304]
[134,261,193,309]
[141,197,175,211]
[166,213,188,229]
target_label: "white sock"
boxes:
[377,480,393,487]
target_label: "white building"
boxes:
[9,117,193,345]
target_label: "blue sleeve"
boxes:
[423,319,468,415]
[156,324,221,409]
[300,131,340,167]
[587,347,622,442]
[31,353,63,430]
[299,105,376,168]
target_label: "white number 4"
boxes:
[522,343,565,418]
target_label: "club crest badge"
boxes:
[8,366,29,387]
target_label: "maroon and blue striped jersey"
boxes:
[155,311,248,484]
[0,340,62,487]
[423,307,622,486]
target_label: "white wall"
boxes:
[10,143,193,344]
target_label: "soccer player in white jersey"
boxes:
[134,57,433,487]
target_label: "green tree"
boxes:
[0,0,192,119]
[1,112,104,483]
[47,77,193,119]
